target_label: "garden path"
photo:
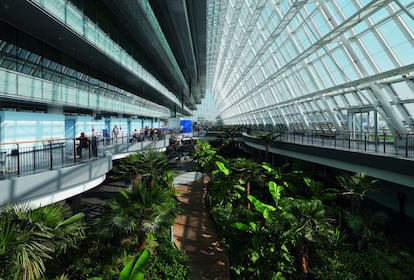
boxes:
[173,160,230,280]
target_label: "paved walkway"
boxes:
[173,171,230,280]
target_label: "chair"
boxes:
[0,151,6,175]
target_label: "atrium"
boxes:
[1,1,414,279]
[0,0,413,214]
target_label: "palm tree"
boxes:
[258,132,283,162]
[98,181,179,251]
[0,203,85,280]
[111,150,172,189]
[110,154,142,187]
[244,178,338,278]
[280,199,336,277]
[230,157,264,209]
[132,150,172,188]
[336,172,379,214]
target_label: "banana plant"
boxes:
[231,182,295,279]
[119,247,151,280]
[192,140,225,177]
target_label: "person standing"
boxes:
[112,125,119,143]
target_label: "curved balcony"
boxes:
[0,133,170,208]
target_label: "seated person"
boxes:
[76,132,89,156]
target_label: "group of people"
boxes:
[76,126,165,156]
[130,126,164,142]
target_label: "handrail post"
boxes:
[73,139,77,163]
[322,131,324,146]
[88,137,91,159]
[33,146,36,173]
[49,140,53,170]
[61,143,64,166]
[406,134,408,158]
[383,131,386,153]
[364,133,367,151]
[16,144,20,176]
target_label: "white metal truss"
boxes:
[206,0,414,134]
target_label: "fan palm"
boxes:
[100,181,179,251]
[133,150,172,188]
[336,172,379,213]
[0,203,85,280]
[111,150,173,189]
[258,132,283,162]
[281,199,335,276]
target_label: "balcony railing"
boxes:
[249,129,414,159]
[0,132,170,180]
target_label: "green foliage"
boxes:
[146,230,191,280]
[97,181,179,248]
[119,253,141,280]
[0,203,86,280]
[192,140,225,175]
[208,157,414,279]
[336,172,380,213]
[128,249,150,280]
[312,245,414,280]
[111,150,173,189]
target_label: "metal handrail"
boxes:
[249,129,414,159]
[0,133,170,180]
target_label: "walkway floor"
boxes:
[173,170,230,280]
[77,151,230,280]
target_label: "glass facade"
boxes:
[206,0,414,135]
[0,34,169,117]
[0,2,173,118]
[28,0,184,110]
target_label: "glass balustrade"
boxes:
[0,68,170,118]
[29,0,183,107]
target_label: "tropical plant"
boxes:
[110,154,142,187]
[344,209,387,251]
[111,150,173,189]
[192,140,225,176]
[257,131,283,162]
[280,198,337,277]
[118,247,151,280]
[229,157,264,209]
[0,203,85,280]
[229,164,340,278]
[145,230,191,280]
[132,150,172,188]
[97,181,179,251]
[336,172,380,214]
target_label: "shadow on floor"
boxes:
[174,175,230,280]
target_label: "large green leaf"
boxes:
[268,181,283,206]
[248,195,275,219]
[232,222,251,232]
[215,161,230,175]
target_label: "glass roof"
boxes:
[206,0,414,134]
